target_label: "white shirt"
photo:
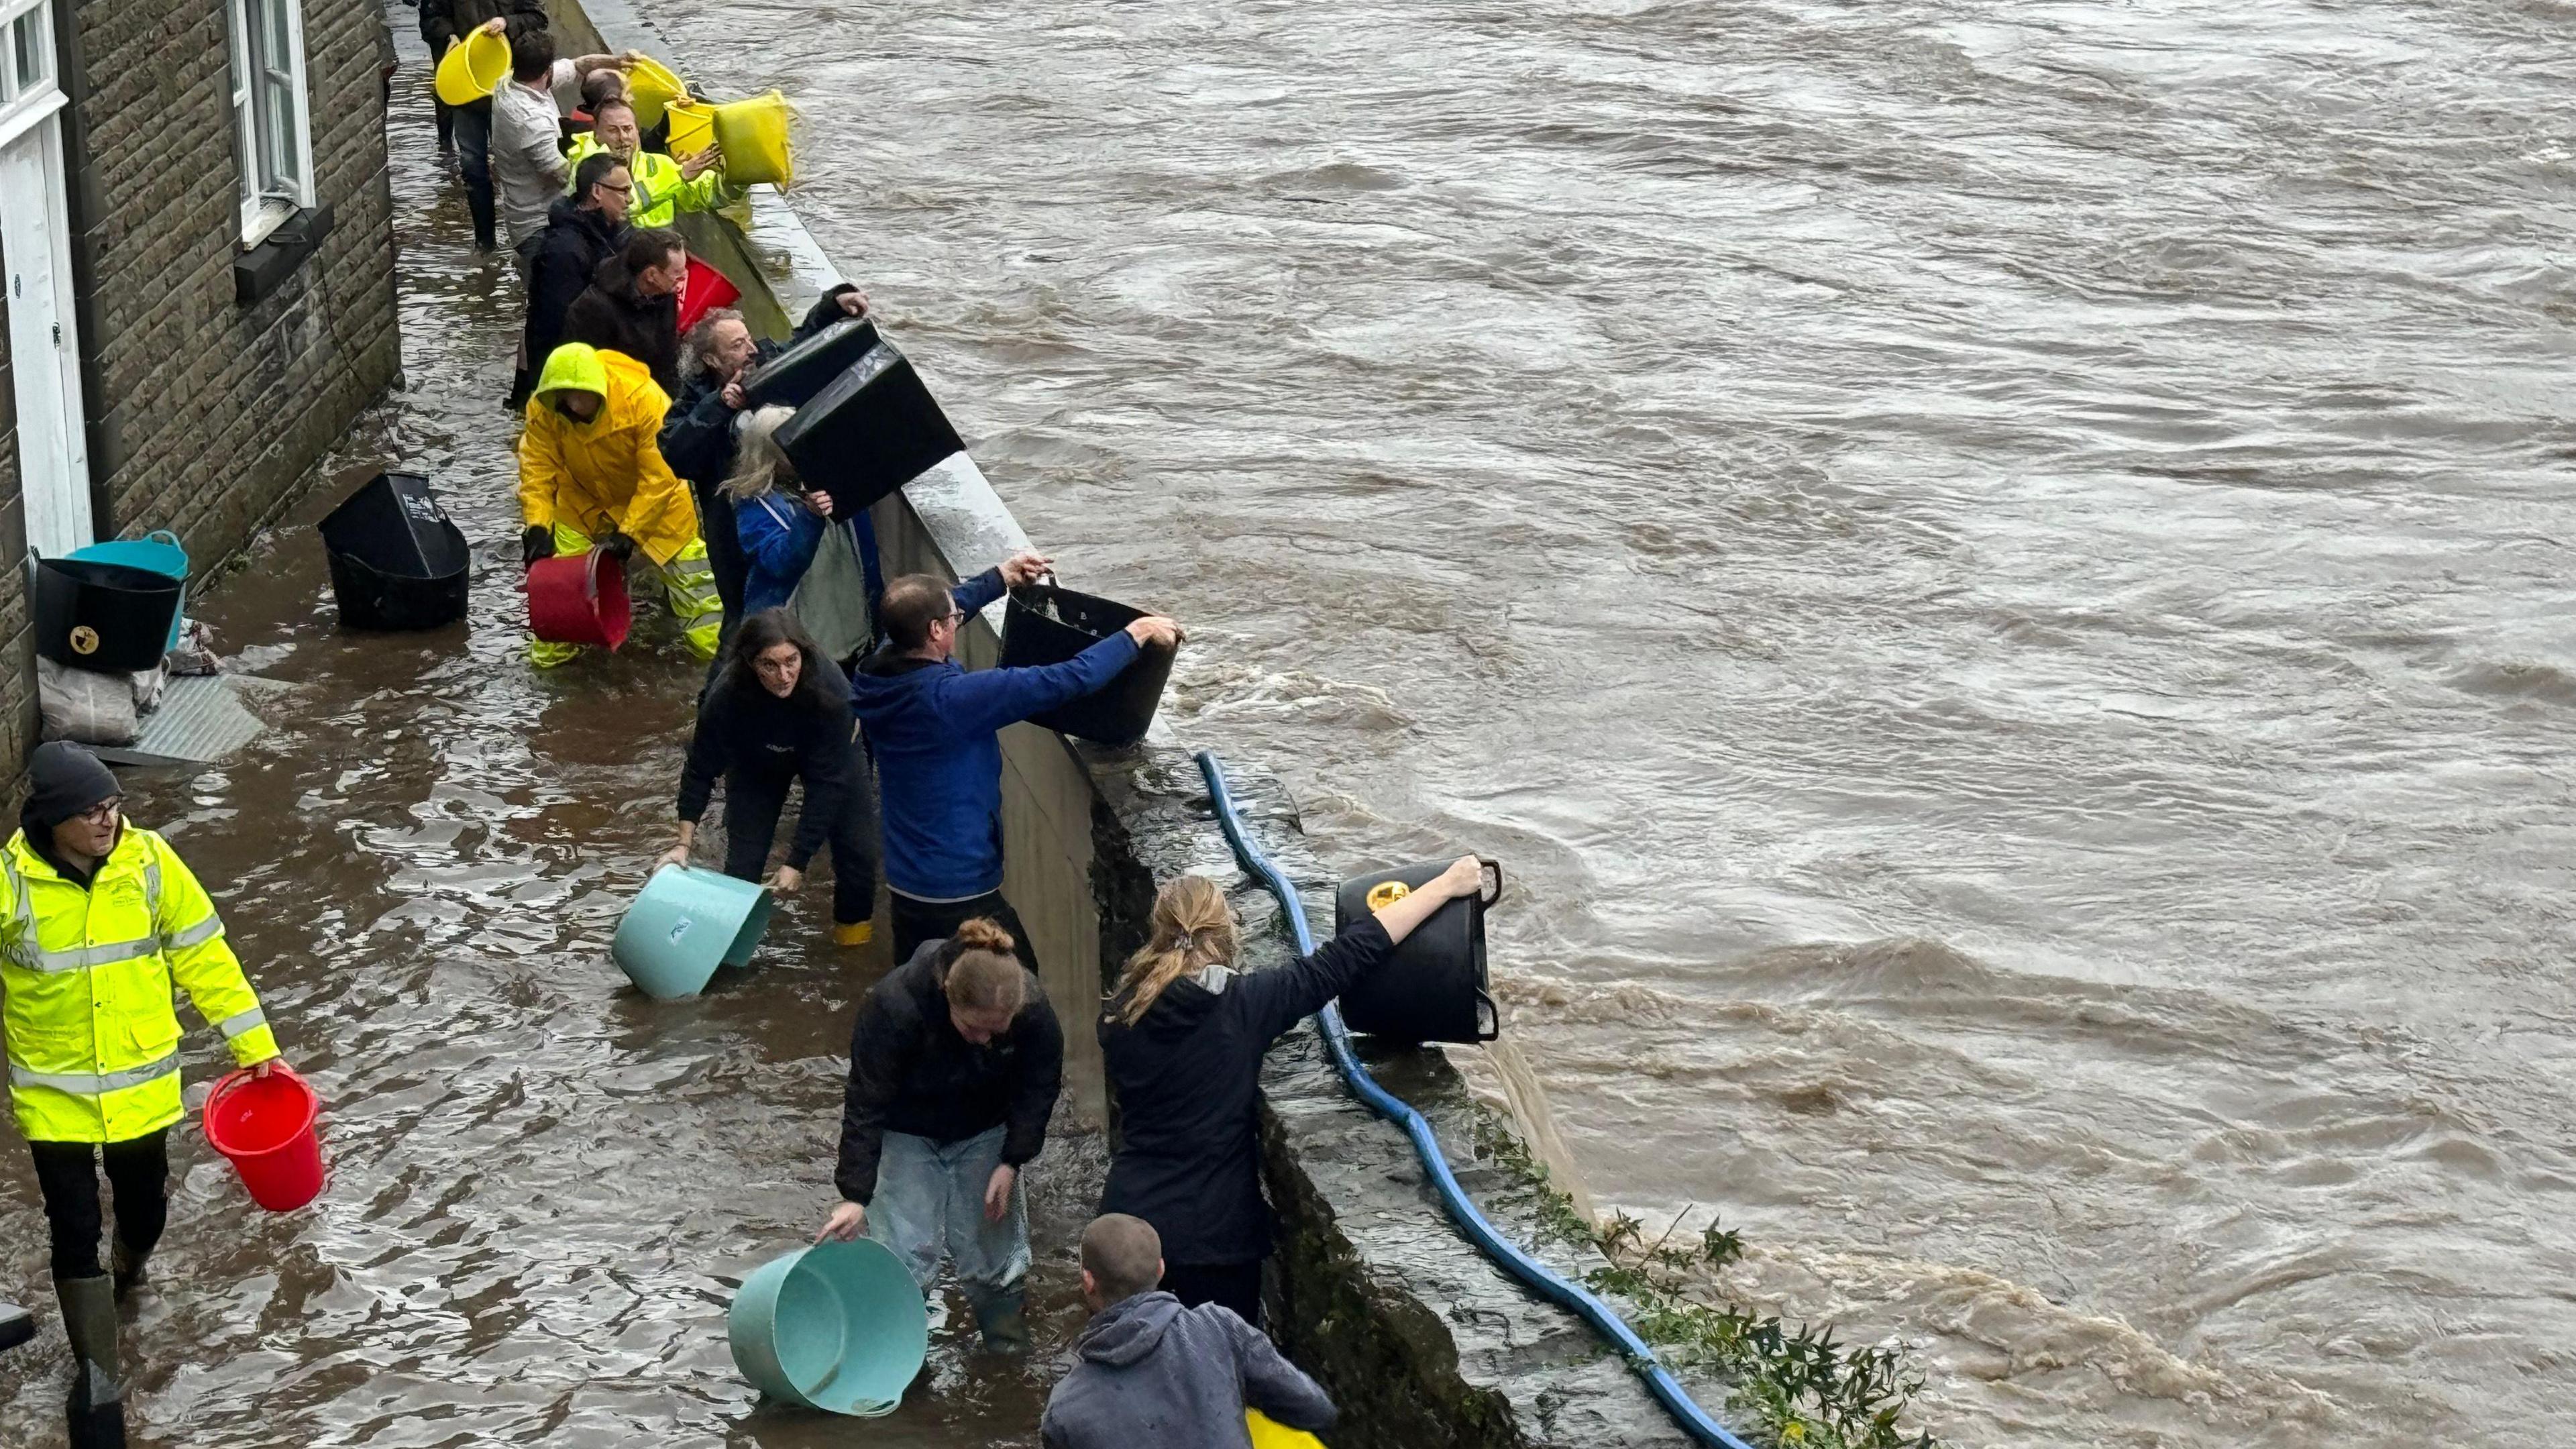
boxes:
[491,63,574,247]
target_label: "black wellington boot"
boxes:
[55,1276,126,1449]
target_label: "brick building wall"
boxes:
[0,0,398,769]
[0,311,23,771]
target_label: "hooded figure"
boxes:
[517,342,724,665]
[1039,1214,1336,1449]
[1,743,287,1448]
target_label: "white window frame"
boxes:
[0,0,65,150]
[227,0,315,246]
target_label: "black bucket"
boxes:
[774,340,964,521]
[1333,859,1503,1044]
[998,583,1177,746]
[33,558,183,674]
[318,472,471,631]
[742,315,882,411]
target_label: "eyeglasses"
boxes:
[75,800,121,826]
[938,610,967,631]
[599,180,633,194]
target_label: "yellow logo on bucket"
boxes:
[68,626,99,656]
[1366,880,1411,911]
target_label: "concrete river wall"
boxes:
[543,0,1706,1442]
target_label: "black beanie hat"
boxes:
[25,742,121,829]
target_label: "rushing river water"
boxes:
[616,0,2576,1444]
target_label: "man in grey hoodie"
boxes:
[1041,1214,1336,1449]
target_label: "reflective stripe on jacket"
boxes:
[0,826,278,1143]
[561,136,737,228]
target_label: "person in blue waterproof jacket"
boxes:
[724,406,857,619]
[850,557,1181,965]
[660,284,877,645]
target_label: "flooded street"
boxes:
[0,18,1093,1445]
[615,0,2576,1444]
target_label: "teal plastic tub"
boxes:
[68,531,189,653]
[729,1238,927,1415]
[609,866,773,1000]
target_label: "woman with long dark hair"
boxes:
[661,609,881,945]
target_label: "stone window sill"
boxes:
[234,204,334,306]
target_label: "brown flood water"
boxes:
[0,18,1091,1445]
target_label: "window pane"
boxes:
[13,9,46,91]
[263,0,292,65]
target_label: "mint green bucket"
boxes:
[728,1238,927,1415]
[609,866,773,1000]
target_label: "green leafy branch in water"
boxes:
[1467,1112,1937,1449]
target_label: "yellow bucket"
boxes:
[433,29,512,107]
[626,55,689,127]
[665,101,716,160]
[712,91,794,189]
[1247,1411,1325,1449]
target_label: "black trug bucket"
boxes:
[33,558,182,674]
[774,341,965,521]
[741,315,882,411]
[1334,859,1504,1044]
[318,472,471,631]
[998,583,1176,746]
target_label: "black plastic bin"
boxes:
[318,472,471,631]
[34,558,183,673]
[1332,859,1504,1044]
[774,340,964,520]
[742,316,882,411]
[998,583,1177,746]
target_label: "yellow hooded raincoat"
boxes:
[518,344,701,567]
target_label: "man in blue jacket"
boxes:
[851,553,1180,965]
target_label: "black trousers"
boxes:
[889,890,1038,973]
[1161,1260,1263,1326]
[722,754,881,926]
[29,1132,170,1281]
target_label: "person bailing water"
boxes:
[662,610,881,947]
[0,743,293,1448]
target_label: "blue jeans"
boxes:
[452,97,496,249]
[868,1125,1028,1309]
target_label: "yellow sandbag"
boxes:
[433,29,511,107]
[665,101,716,159]
[1247,1410,1326,1449]
[627,54,688,127]
[712,91,794,189]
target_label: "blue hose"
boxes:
[1193,750,1755,1449]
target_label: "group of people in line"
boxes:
[0,7,1487,1446]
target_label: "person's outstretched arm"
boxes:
[1222,1307,1338,1433]
[936,629,1143,738]
[1238,855,1486,1044]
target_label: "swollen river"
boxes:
[621,0,2576,1444]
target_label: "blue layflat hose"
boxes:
[1193,751,1755,1449]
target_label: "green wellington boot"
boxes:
[54,1276,126,1449]
[972,1289,1030,1358]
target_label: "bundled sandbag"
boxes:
[37,658,140,747]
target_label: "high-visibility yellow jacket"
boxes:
[563,135,737,229]
[519,344,701,566]
[0,826,278,1144]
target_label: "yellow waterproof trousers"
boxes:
[529,523,722,667]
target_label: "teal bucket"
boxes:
[608,866,773,1000]
[728,1238,928,1415]
[68,531,188,653]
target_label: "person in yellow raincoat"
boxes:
[519,341,724,665]
[0,743,288,1448]
[565,97,737,229]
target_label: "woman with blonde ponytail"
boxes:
[1097,855,1486,1322]
[819,916,1064,1355]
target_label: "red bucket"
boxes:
[527,548,632,649]
[202,1065,324,1213]
[678,256,742,333]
